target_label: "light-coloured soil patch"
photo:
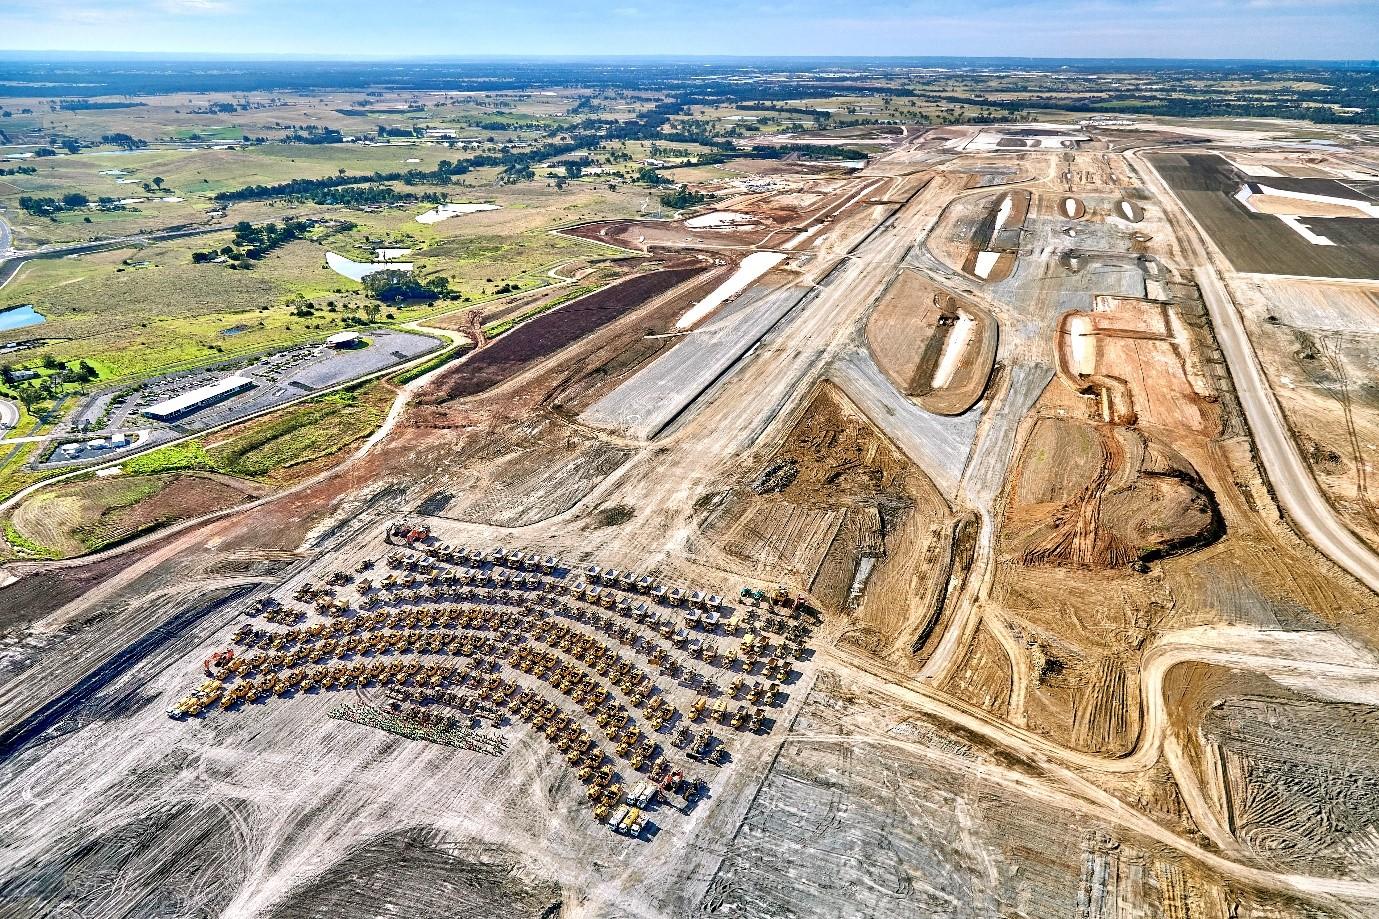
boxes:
[1236,183,1379,219]
[684,211,759,230]
[1245,195,1374,218]
[325,251,413,282]
[675,251,785,329]
[864,269,996,415]
[965,249,1016,282]
[415,202,501,224]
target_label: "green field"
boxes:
[0,187,626,388]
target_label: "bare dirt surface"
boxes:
[864,267,996,414]
[6,125,1379,919]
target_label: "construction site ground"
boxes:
[5,125,1379,919]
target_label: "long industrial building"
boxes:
[142,376,255,422]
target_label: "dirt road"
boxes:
[1132,147,1379,596]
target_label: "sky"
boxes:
[1,0,1376,60]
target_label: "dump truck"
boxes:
[628,782,657,808]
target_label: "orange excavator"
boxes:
[203,648,236,675]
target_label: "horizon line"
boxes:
[1,51,1377,66]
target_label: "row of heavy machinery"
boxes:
[231,603,527,652]
[508,648,667,771]
[168,659,491,718]
[174,527,815,837]
[388,528,812,619]
[465,668,706,832]
[526,618,779,732]
[538,593,805,683]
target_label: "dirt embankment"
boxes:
[865,269,997,415]
[1005,418,1222,570]
[1056,298,1217,435]
[7,473,262,560]
[933,189,1029,283]
[699,382,955,669]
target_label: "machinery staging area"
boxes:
[6,116,1379,919]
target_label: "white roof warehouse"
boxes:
[143,376,255,422]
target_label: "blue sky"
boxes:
[2,0,1375,59]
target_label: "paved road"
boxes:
[0,208,12,255]
[1132,147,1379,596]
[0,427,149,447]
[0,398,17,432]
[1,222,233,289]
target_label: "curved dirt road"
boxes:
[1129,147,1379,596]
[831,624,1379,912]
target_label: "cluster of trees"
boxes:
[361,269,451,303]
[18,193,89,216]
[659,186,707,210]
[739,102,833,122]
[636,166,669,186]
[1,356,99,412]
[286,126,345,144]
[756,143,862,161]
[100,132,147,150]
[30,138,82,155]
[191,219,310,264]
[0,165,37,177]
[310,185,446,207]
[284,295,385,324]
[55,100,145,111]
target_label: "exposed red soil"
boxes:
[416,262,709,405]
[113,475,254,530]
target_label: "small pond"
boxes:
[0,305,45,333]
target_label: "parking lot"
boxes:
[33,329,441,469]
